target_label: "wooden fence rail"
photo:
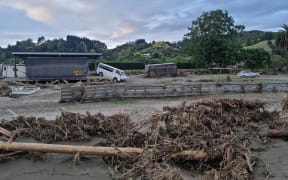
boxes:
[60,82,288,102]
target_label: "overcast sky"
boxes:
[0,0,287,48]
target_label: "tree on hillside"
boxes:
[184,9,244,68]
[37,36,45,45]
[276,24,288,54]
[276,24,288,70]
[0,35,108,63]
[264,32,274,41]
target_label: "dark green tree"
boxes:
[37,36,45,45]
[15,39,35,51]
[264,32,274,41]
[184,9,244,67]
[275,24,288,69]
[151,51,161,59]
[275,24,288,54]
[241,48,271,70]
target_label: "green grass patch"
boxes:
[245,40,272,53]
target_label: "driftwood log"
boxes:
[0,141,212,160]
[0,127,11,137]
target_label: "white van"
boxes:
[96,63,127,82]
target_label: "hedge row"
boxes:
[88,62,196,71]
[176,63,198,69]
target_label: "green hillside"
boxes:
[245,40,286,69]
[239,30,275,46]
[245,40,273,53]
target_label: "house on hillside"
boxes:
[1,52,101,80]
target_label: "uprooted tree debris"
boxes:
[0,82,11,96]
[0,98,286,179]
[281,93,288,111]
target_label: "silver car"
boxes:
[237,71,260,78]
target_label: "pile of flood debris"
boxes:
[282,93,288,112]
[0,98,285,179]
[1,112,136,144]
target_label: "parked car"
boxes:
[237,71,260,78]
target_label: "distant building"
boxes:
[144,63,177,78]
[7,52,101,80]
[143,53,150,57]
[1,64,26,78]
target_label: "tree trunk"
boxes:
[0,141,213,160]
[0,141,143,156]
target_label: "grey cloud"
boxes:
[0,0,287,48]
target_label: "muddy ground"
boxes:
[1,74,288,179]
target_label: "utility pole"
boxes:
[14,56,17,78]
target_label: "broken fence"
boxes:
[60,82,288,102]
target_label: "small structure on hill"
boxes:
[2,52,102,81]
[144,63,177,78]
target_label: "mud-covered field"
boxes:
[1,74,288,179]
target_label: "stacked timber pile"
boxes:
[0,98,285,179]
[0,82,11,96]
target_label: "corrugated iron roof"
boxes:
[12,52,102,58]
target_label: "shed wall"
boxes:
[25,57,88,80]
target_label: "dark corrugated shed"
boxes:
[13,52,101,80]
[25,57,88,80]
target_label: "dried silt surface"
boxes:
[0,98,285,179]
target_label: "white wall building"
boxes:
[1,64,26,78]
